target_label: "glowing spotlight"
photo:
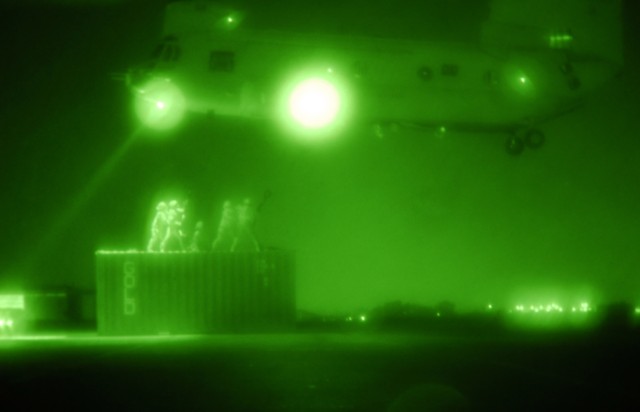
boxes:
[288,77,341,129]
[359,315,366,322]
[134,78,186,131]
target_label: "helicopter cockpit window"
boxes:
[151,44,164,60]
[209,51,235,72]
[162,45,181,62]
[150,36,181,63]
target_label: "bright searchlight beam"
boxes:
[288,77,341,129]
[134,78,186,130]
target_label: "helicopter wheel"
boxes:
[505,134,525,156]
[524,129,545,149]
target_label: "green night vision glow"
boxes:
[221,12,242,29]
[549,33,573,49]
[134,78,186,131]
[502,62,536,98]
[0,318,14,329]
[288,77,342,129]
[0,294,24,310]
[510,70,536,98]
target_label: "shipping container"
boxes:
[96,250,295,335]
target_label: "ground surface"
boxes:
[0,331,638,411]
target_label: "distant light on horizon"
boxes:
[510,301,593,315]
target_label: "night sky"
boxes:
[1,0,638,314]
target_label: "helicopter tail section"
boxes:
[483,0,623,67]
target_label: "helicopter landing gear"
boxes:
[506,128,545,155]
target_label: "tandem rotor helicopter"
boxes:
[127,0,623,154]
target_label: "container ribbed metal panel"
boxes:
[96,250,295,336]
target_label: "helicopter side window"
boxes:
[162,46,173,62]
[150,35,181,63]
[171,46,181,61]
[151,44,164,60]
[161,45,181,62]
[209,51,235,72]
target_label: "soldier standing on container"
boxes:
[160,199,187,252]
[211,200,237,252]
[147,201,168,252]
[232,197,260,252]
[188,220,204,252]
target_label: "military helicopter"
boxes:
[128,0,622,154]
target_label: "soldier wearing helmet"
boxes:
[160,199,187,252]
[231,197,260,252]
[147,201,168,252]
[211,200,237,252]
